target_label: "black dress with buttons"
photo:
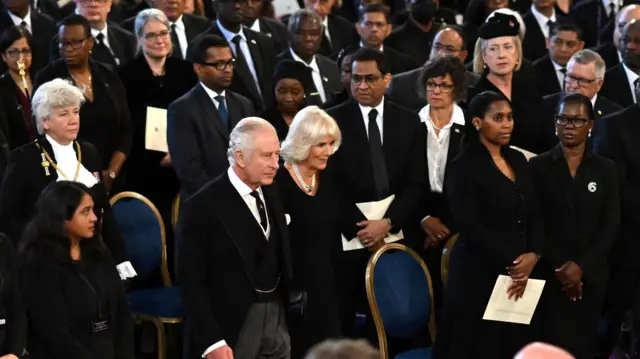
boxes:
[434,143,543,359]
[530,145,619,359]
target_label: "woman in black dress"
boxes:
[20,181,134,359]
[35,14,132,193]
[276,106,343,358]
[531,93,619,359]
[434,91,543,359]
[259,59,308,142]
[0,234,27,359]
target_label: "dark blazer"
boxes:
[387,67,480,112]
[197,23,276,111]
[384,18,440,68]
[0,9,57,75]
[571,0,614,48]
[167,84,255,198]
[593,104,640,266]
[0,139,128,262]
[20,241,134,359]
[522,11,555,62]
[599,63,636,108]
[32,0,62,20]
[0,72,31,153]
[534,55,564,97]
[275,50,342,106]
[121,12,211,48]
[391,7,457,27]
[257,17,290,54]
[177,173,293,355]
[327,98,426,249]
[0,235,26,357]
[320,14,358,59]
[596,41,620,69]
[530,145,619,283]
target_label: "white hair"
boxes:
[569,49,606,79]
[134,9,172,53]
[31,78,85,135]
[487,9,527,40]
[227,117,277,166]
[280,106,341,163]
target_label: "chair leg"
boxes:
[150,317,167,359]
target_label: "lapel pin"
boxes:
[251,39,257,44]
[454,128,460,133]
[597,110,602,116]
[323,76,328,82]
[588,182,597,193]
[266,33,272,37]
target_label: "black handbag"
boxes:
[289,290,307,323]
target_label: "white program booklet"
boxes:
[341,195,404,251]
[483,275,546,325]
[145,107,168,153]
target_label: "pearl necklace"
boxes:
[292,163,316,193]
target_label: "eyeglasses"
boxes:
[432,43,461,54]
[201,59,236,71]
[143,30,171,41]
[555,115,589,128]
[351,74,382,85]
[5,48,32,58]
[564,74,598,87]
[426,81,454,93]
[58,38,88,50]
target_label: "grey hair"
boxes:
[305,339,380,359]
[31,78,85,135]
[280,106,341,164]
[227,117,277,166]
[134,9,171,53]
[487,9,526,40]
[569,49,606,79]
[288,9,322,35]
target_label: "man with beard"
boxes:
[599,18,640,108]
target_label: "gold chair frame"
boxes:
[365,243,437,359]
[110,191,181,359]
[441,234,459,288]
[171,193,180,231]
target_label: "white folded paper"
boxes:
[341,195,403,251]
[273,0,301,18]
[483,275,545,325]
[510,146,537,161]
[145,107,169,152]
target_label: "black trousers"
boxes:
[600,265,640,358]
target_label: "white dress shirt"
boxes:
[170,16,189,59]
[250,19,261,33]
[360,41,384,52]
[289,48,327,103]
[591,94,598,109]
[418,104,465,194]
[202,167,271,358]
[602,0,622,17]
[200,82,228,111]
[530,4,557,39]
[359,100,385,144]
[623,63,640,103]
[551,59,566,90]
[45,134,137,280]
[217,20,261,95]
[322,16,331,45]
[8,8,31,33]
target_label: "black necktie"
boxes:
[93,33,117,68]
[215,95,229,130]
[170,24,183,59]
[609,3,616,18]
[547,19,555,32]
[319,25,333,56]
[249,191,268,232]
[231,35,260,96]
[367,109,390,199]
[304,66,323,106]
[560,68,567,91]
[634,78,640,104]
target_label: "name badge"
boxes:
[0,318,5,325]
[92,319,109,333]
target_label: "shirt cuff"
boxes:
[116,261,137,280]
[421,215,432,225]
[203,340,227,357]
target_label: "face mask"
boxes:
[411,0,436,25]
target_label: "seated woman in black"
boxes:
[0,234,26,359]
[531,93,620,359]
[434,90,543,359]
[20,181,134,359]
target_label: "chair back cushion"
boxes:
[373,250,431,338]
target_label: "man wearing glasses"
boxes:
[167,34,255,198]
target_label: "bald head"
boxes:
[615,5,640,48]
[514,343,575,359]
[430,27,467,64]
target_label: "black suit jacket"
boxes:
[167,84,255,198]
[384,18,440,68]
[257,17,289,54]
[121,12,211,49]
[0,235,26,357]
[0,9,56,75]
[177,173,293,355]
[275,50,342,106]
[31,0,61,20]
[571,0,614,48]
[321,14,358,59]
[534,55,563,97]
[522,11,554,62]
[196,23,276,111]
[0,72,33,158]
[600,63,636,109]
[596,42,620,69]
[327,98,426,249]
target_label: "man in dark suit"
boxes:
[304,0,359,58]
[276,9,342,106]
[121,0,211,59]
[241,0,289,53]
[386,25,478,111]
[195,0,276,111]
[534,22,584,97]
[523,0,564,61]
[326,47,425,336]
[571,0,620,48]
[350,3,415,74]
[178,117,292,359]
[0,0,56,74]
[597,4,640,72]
[599,19,640,108]
[168,35,255,198]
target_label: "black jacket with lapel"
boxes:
[167,84,255,198]
[177,172,292,356]
[257,17,289,54]
[534,55,563,97]
[321,14,358,59]
[522,11,553,62]
[600,63,636,108]
[384,18,440,69]
[0,72,33,153]
[0,9,56,75]
[570,0,614,48]
[275,50,342,106]
[596,42,620,69]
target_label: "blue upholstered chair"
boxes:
[366,243,437,359]
[441,234,459,288]
[110,192,181,359]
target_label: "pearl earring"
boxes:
[588,129,592,137]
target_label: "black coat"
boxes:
[320,14,358,59]
[522,11,562,62]
[177,173,293,356]
[121,12,211,53]
[596,41,620,69]
[533,55,564,97]
[20,241,134,359]
[0,72,29,167]
[256,17,289,54]
[0,9,57,75]
[275,50,342,106]
[599,63,636,109]
[167,84,255,198]
[31,0,62,20]
[0,139,129,264]
[391,7,457,27]
[570,0,615,48]
[384,18,440,68]
[0,235,26,357]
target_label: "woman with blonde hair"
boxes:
[276,106,343,359]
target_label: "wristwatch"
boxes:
[108,171,116,179]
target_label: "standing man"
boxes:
[304,0,358,58]
[384,0,439,68]
[599,19,640,108]
[168,34,255,199]
[240,0,289,53]
[178,117,292,359]
[522,0,563,61]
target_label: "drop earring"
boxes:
[588,129,592,137]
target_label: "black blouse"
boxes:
[0,235,26,357]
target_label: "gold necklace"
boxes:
[69,73,92,95]
[38,142,82,180]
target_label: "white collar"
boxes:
[322,16,329,28]
[8,8,31,28]
[359,98,385,119]
[623,63,639,83]
[90,26,109,41]
[250,19,260,32]
[46,134,74,153]
[530,4,556,33]
[170,15,184,30]
[45,135,98,187]
[551,59,565,72]
[591,94,598,108]
[200,82,226,99]
[601,0,621,12]
[419,104,465,127]
[360,41,384,52]
[227,166,261,198]
[289,47,319,72]
[217,19,246,43]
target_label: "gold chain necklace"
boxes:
[37,142,82,180]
